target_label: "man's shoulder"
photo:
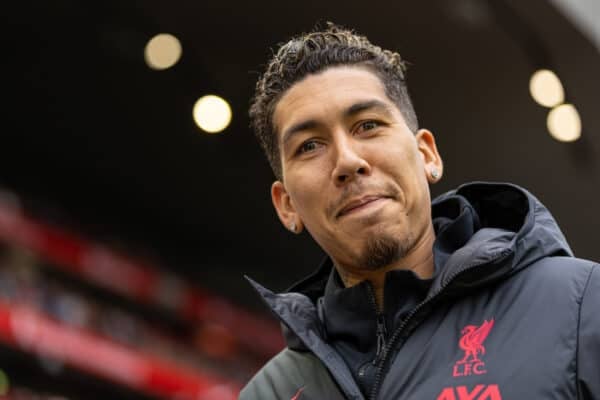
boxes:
[253,347,323,378]
[526,255,596,276]
[239,348,345,400]
[516,255,598,294]
[239,349,300,399]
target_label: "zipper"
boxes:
[373,313,387,365]
[366,282,387,365]
[368,249,513,400]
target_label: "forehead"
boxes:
[273,66,397,135]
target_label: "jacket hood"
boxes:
[431,181,572,289]
[247,181,573,351]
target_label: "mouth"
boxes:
[336,195,390,218]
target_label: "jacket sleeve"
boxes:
[239,349,347,400]
[239,350,294,400]
[577,263,600,399]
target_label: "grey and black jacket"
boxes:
[240,182,600,399]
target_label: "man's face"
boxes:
[271,66,442,273]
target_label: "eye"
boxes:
[297,140,322,155]
[356,120,381,134]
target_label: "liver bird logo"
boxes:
[457,319,494,364]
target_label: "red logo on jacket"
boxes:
[437,384,502,400]
[290,387,304,400]
[453,319,494,377]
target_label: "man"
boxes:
[240,23,599,400]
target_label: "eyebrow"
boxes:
[281,99,395,147]
[344,99,395,119]
[281,119,320,147]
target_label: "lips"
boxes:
[337,195,388,218]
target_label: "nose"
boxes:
[331,137,371,186]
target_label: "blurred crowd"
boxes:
[0,189,278,399]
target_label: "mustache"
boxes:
[327,181,400,218]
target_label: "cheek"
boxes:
[375,142,428,205]
[377,141,423,180]
[288,172,326,219]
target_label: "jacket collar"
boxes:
[322,266,431,354]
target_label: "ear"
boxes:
[271,180,303,233]
[415,129,443,183]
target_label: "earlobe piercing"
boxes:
[431,169,440,180]
[289,222,297,233]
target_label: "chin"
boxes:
[356,231,406,271]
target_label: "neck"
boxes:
[334,224,436,311]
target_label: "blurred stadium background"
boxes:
[1,0,599,398]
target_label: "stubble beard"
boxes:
[358,230,413,271]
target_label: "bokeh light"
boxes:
[192,95,232,134]
[144,33,182,70]
[547,104,581,142]
[529,69,565,108]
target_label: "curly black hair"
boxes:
[249,22,418,180]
